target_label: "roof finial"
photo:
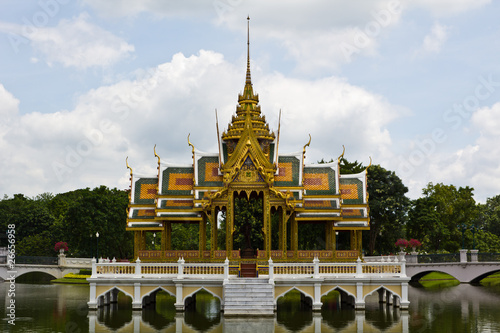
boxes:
[246,16,251,84]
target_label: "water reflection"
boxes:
[408,284,500,332]
[89,308,409,332]
[3,283,500,332]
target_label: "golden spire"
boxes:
[246,16,251,84]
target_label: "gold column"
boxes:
[350,230,356,251]
[210,209,218,258]
[134,231,140,260]
[332,229,337,254]
[134,231,146,260]
[165,222,172,250]
[199,215,207,253]
[357,230,363,255]
[325,221,332,250]
[264,190,271,259]
[226,191,234,258]
[161,225,166,251]
[291,214,298,253]
[278,207,286,252]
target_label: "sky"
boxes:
[1,0,500,203]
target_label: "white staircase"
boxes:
[223,278,275,315]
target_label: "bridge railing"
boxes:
[412,253,460,263]
[268,257,406,280]
[16,256,58,265]
[90,258,226,279]
[477,253,500,262]
[89,257,407,280]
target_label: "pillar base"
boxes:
[312,302,322,311]
[174,303,185,312]
[355,302,365,310]
[132,302,143,310]
[400,301,410,310]
[87,301,98,310]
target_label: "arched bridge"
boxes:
[406,262,500,283]
[369,250,500,284]
[0,255,92,280]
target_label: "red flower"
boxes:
[54,241,69,252]
[409,239,422,248]
[394,239,409,248]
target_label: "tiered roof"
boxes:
[126,18,369,232]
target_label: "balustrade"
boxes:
[90,256,406,279]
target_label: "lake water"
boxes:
[1,282,500,332]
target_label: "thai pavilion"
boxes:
[125,20,370,269]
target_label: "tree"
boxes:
[17,234,54,256]
[62,186,132,259]
[364,165,410,255]
[480,195,500,236]
[407,196,443,251]
[408,183,477,252]
[218,195,264,251]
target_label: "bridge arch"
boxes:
[96,286,134,306]
[321,285,356,300]
[142,286,176,300]
[363,285,401,304]
[409,270,458,283]
[16,270,58,281]
[182,286,222,306]
[276,286,314,307]
[470,269,500,284]
[321,286,356,308]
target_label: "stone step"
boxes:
[223,277,275,315]
[224,302,275,307]
[224,294,273,298]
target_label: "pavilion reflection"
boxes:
[88,307,409,332]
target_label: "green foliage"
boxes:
[407,183,477,252]
[171,223,199,250]
[364,164,410,255]
[298,223,326,250]
[480,195,500,236]
[0,186,132,259]
[62,186,132,259]
[218,195,264,251]
[17,234,54,256]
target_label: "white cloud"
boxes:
[407,0,491,16]
[413,22,451,58]
[397,103,500,203]
[0,50,404,197]
[0,13,134,69]
[83,0,403,73]
[0,84,19,120]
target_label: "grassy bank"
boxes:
[51,271,90,284]
[480,271,500,287]
[417,271,500,288]
[418,272,460,288]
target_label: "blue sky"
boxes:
[1,0,500,202]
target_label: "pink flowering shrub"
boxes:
[409,239,422,248]
[394,238,409,249]
[54,241,69,252]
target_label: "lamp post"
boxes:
[153,233,156,250]
[96,232,99,262]
[90,233,93,258]
[335,231,339,250]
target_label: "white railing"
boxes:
[89,257,406,280]
[270,257,406,280]
[90,257,228,279]
[60,257,93,267]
